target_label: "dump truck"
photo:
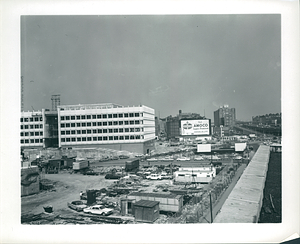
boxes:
[73,161,89,171]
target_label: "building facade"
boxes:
[214,105,236,127]
[165,110,209,140]
[252,113,281,126]
[166,116,180,140]
[20,110,44,148]
[21,103,155,154]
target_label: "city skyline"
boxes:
[21,15,281,121]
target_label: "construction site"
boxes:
[20,140,265,225]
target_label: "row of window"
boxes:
[61,135,143,142]
[20,117,43,122]
[61,127,143,135]
[60,113,142,121]
[21,139,43,144]
[21,124,43,129]
[61,120,142,128]
[21,132,43,137]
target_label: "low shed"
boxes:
[128,192,183,213]
[134,200,159,223]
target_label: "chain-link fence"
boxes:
[164,163,240,223]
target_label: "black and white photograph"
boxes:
[1,1,299,243]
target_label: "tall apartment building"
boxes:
[166,116,180,140]
[214,105,236,127]
[20,103,155,154]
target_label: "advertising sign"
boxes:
[235,143,247,152]
[181,119,210,136]
[197,144,212,152]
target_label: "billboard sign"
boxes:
[197,144,212,152]
[235,143,247,152]
[181,119,210,136]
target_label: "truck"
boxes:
[73,161,89,171]
[125,159,139,172]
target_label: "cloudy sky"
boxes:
[21,15,281,121]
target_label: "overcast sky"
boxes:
[21,15,281,121]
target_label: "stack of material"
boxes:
[21,166,40,196]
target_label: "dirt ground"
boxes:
[21,172,113,216]
[21,171,176,218]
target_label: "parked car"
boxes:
[111,156,119,160]
[176,157,191,161]
[161,156,174,162]
[146,174,162,180]
[119,155,130,159]
[147,158,158,162]
[83,170,99,176]
[234,156,243,160]
[83,205,113,216]
[194,156,204,161]
[160,172,173,179]
[105,173,122,179]
[67,200,87,212]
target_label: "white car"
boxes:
[146,174,162,180]
[147,158,158,162]
[234,156,243,160]
[194,156,204,161]
[67,200,87,212]
[83,205,113,216]
[176,157,191,161]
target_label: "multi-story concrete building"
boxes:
[20,103,155,154]
[20,110,44,147]
[214,105,236,127]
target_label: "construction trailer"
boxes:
[133,200,160,223]
[173,167,216,184]
[127,192,183,213]
[73,160,89,171]
[21,166,40,196]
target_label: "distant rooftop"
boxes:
[58,103,144,111]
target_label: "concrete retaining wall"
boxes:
[214,145,270,223]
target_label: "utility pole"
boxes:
[209,192,213,223]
